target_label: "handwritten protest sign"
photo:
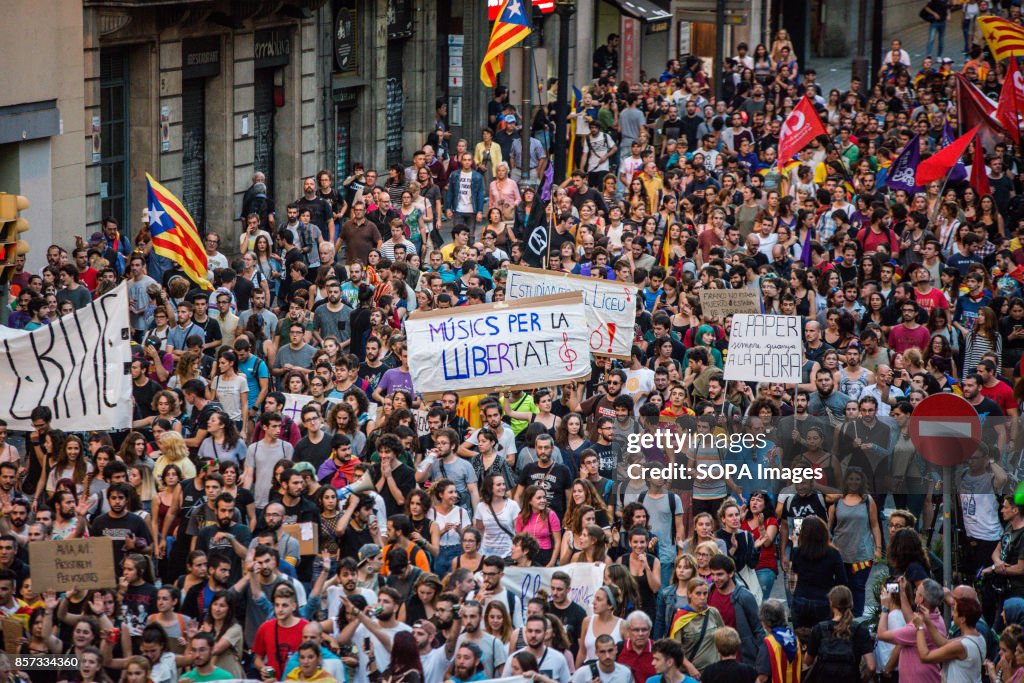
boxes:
[406,293,591,400]
[499,563,605,624]
[1,617,21,654]
[723,314,803,384]
[0,283,132,431]
[281,393,314,425]
[282,522,319,556]
[505,266,638,359]
[412,409,431,436]
[699,289,761,319]
[30,538,116,593]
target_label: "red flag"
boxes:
[996,57,1024,143]
[778,96,828,164]
[916,125,980,185]
[956,73,1005,150]
[970,138,991,196]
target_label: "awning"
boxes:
[607,0,671,22]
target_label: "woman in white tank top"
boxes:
[427,480,471,575]
[914,597,986,683]
[576,585,624,668]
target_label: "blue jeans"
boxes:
[434,544,462,575]
[928,22,946,58]
[657,537,677,588]
[846,561,872,617]
[962,17,974,53]
[756,568,777,600]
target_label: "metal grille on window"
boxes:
[335,106,352,183]
[254,70,276,200]
[385,43,404,167]
[100,49,129,234]
[181,78,206,235]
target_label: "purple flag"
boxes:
[942,123,969,183]
[800,225,816,267]
[886,135,923,194]
[540,163,555,203]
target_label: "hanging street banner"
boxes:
[723,314,803,384]
[505,266,638,360]
[0,283,132,431]
[406,292,591,400]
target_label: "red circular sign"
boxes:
[909,393,981,467]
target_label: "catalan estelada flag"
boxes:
[145,173,212,290]
[978,16,1024,62]
[763,628,802,683]
[480,0,531,87]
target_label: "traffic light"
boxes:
[0,193,29,285]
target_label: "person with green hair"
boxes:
[682,324,723,372]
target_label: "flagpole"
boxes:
[928,164,956,227]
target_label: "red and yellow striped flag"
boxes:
[978,16,1024,62]
[145,173,212,290]
[480,0,532,87]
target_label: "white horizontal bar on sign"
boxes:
[917,421,975,438]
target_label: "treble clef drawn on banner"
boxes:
[519,572,542,623]
[558,332,577,371]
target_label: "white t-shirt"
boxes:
[456,172,474,214]
[571,663,634,683]
[474,499,521,558]
[421,646,450,683]
[324,586,377,623]
[502,647,570,683]
[623,367,655,407]
[211,373,248,422]
[350,621,412,683]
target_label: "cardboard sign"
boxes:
[281,393,314,425]
[505,266,638,359]
[412,409,431,436]
[282,522,319,556]
[698,288,762,319]
[723,314,803,384]
[1,617,22,654]
[30,538,117,593]
[406,293,591,400]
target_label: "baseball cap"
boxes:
[357,543,381,566]
[89,232,105,244]
[413,620,437,639]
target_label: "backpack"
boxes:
[806,623,858,682]
[636,491,680,545]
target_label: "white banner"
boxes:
[723,313,803,384]
[406,293,591,400]
[505,266,638,360]
[0,283,132,431]
[500,562,606,624]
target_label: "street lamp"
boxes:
[553,0,576,183]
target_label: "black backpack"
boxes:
[807,624,858,682]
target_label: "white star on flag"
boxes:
[148,205,166,226]
[506,0,521,16]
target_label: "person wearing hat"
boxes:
[337,494,378,560]
[356,543,383,592]
[413,618,448,683]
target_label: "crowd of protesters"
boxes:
[6,6,1024,683]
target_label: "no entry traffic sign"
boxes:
[909,393,981,467]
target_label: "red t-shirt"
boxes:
[914,287,949,314]
[708,588,736,629]
[80,267,98,292]
[981,380,1016,415]
[887,324,931,354]
[253,618,308,678]
[741,517,779,572]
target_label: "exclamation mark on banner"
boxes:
[606,323,617,353]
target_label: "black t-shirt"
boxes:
[193,316,223,355]
[122,582,159,633]
[231,277,254,312]
[548,601,587,654]
[973,396,1005,446]
[359,362,387,397]
[294,197,333,234]
[517,462,573,518]
[133,379,160,421]
[338,522,376,561]
[702,659,757,683]
[806,620,874,679]
[590,441,619,480]
[370,462,417,517]
[295,433,333,470]
[89,512,154,571]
